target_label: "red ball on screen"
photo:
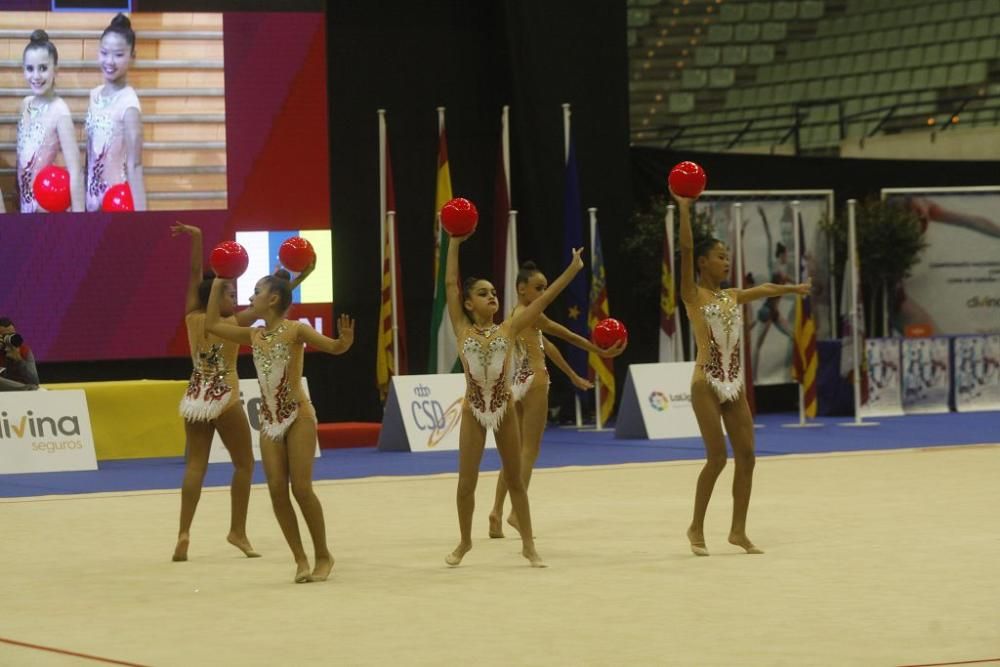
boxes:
[592,317,628,349]
[210,241,250,279]
[440,197,479,237]
[668,161,707,198]
[101,183,135,212]
[278,237,315,272]
[32,165,71,212]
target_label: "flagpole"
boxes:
[841,198,878,427]
[784,201,822,428]
[589,207,604,430]
[665,204,682,361]
[387,210,400,375]
[507,208,519,317]
[378,109,387,266]
[502,105,511,198]
[563,102,582,428]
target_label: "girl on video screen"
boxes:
[17,30,84,213]
[85,13,146,212]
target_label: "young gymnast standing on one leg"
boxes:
[488,261,626,538]
[206,273,354,583]
[675,190,810,556]
[171,223,314,562]
[443,231,584,568]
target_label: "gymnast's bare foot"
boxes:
[310,554,334,582]
[506,512,524,537]
[172,533,190,562]
[687,526,709,556]
[488,512,504,538]
[227,533,261,558]
[728,532,764,554]
[294,559,312,583]
[521,543,547,568]
[445,541,472,566]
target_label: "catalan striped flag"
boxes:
[376,135,407,399]
[588,223,615,424]
[792,215,818,417]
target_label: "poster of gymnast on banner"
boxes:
[882,187,1000,337]
[861,337,904,418]
[694,191,834,386]
[901,337,951,414]
[953,334,1000,412]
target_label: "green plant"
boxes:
[621,195,715,301]
[823,196,928,335]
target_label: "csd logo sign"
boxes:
[409,384,463,449]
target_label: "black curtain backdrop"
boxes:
[36,0,631,425]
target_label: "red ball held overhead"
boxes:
[210,241,250,279]
[592,317,628,349]
[278,236,315,273]
[101,182,135,212]
[440,197,479,237]
[32,165,71,212]
[668,161,707,198]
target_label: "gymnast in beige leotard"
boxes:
[442,229,584,568]
[206,269,353,584]
[674,190,810,558]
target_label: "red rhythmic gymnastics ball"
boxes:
[668,161,707,198]
[32,165,71,212]
[101,182,135,212]
[440,197,479,237]
[210,241,250,279]
[592,317,628,349]
[278,237,315,273]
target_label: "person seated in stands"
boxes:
[0,317,40,391]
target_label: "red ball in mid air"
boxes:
[278,236,315,272]
[102,182,135,212]
[440,197,479,237]
[32,165,71,212]
[592,317,628,349]
[668,161,707,198]
[210,241,250,279]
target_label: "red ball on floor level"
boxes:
[102,182,135,212]
[592,318,628,349]
[440,197,479,237]
[278,237,315,272]
[210,241,250,279]
[668,161,707,198]
[32,165,71,212]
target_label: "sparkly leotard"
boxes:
[250,321,316,440]
[459,324,517,430]
[511,327,547,403]
[84,85,140,212]
[179,312,241,422]
[16,96,71,213]
[690,289,744,402]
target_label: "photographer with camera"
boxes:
[0,317,40,391]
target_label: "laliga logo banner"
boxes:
[861,338,904,418]
[615,362,701,439]
[901,337,951,414]
[378,374,496,452]
[0,390,98,474]
[953,334,1000,412]
[209,378,320,463]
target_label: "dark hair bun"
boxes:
[110,13,132,29]
[520,260,538,271]
[29,29,49,44]
[274,269,292,281]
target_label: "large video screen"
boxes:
[0,7,333,361]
